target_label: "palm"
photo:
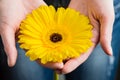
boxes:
[0,0,46,66]
[0,0,45,33]
[61,0,114,74]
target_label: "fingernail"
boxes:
[7,56,11,66]
[7,55,14,67]
[109,48,113,56]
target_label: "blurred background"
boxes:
[0,0,120,80]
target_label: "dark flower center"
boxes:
[50,33,62,43]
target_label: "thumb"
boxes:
[62,46,94,74]
[100,15,114,56]
[1,27,17,67]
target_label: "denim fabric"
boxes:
[0,41,54,80]
[0,0,120,80]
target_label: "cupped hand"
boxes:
[0,0,46,67]
[59,0,115,74]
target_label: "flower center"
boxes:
[50,33,62,43]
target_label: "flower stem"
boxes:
[54,72,59,80]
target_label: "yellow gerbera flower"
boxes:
[18,5,93,64]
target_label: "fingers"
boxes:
[100,14,115,56]
[37,46,94,74]
[0,26,17,67]
[37,60,64,70]
[61,46,95,74]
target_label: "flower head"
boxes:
[18,5,93,64]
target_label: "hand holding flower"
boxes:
[0,0,46,67]
[60,0,114,74]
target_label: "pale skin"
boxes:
[60,0,115,74]
[0,0,114,74]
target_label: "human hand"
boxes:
[57,0,114,74]
[0,0,46,67]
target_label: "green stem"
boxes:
[54,72,59,80]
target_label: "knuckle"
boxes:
[102,13,115,22]
[62,68,71,74]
